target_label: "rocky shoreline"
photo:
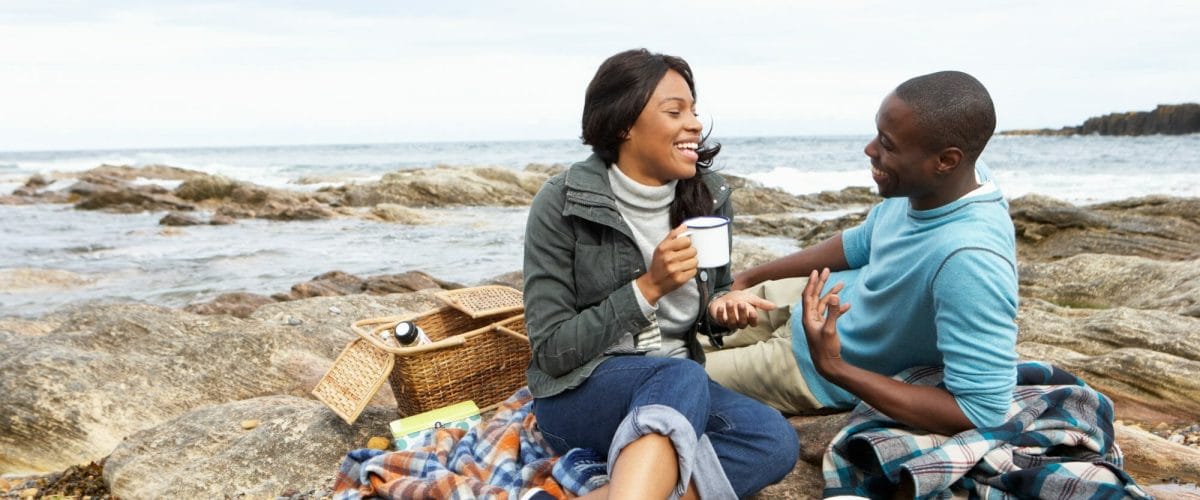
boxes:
[3,165,1200,498]
[1000,103,1200,136]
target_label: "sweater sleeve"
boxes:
[931,248,1019,428]
[522,181,653,378]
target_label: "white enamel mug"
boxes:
[677,216,731,268]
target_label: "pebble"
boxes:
[18,488,37,499]
[328,306,342,315]
[367,436,391,450]
[241,419,260,430]
[287,316,302,326]
[1144,420,1200,449]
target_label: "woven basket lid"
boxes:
[311,338,395,424]
[434,285,523,318]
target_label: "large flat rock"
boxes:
[0,292,441,474]
[103,395,392,499]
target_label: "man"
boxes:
[705,71,1017,435]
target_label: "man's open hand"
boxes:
[801,268,850,368]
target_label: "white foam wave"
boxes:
[991,171,1200,204]
[746,166,1200,205]
[129,178,184,190]
[745,167,874,195]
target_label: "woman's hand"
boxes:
[636,225,698,304]
[708,290,776,329]
[801,268,850,374]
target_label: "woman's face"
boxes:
[615,69,703,186]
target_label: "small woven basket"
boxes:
[346,286,530,417]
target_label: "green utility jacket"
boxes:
[522,154,734,398]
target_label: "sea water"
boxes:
[2,134,1198,318]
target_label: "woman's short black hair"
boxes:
[581,48,722,225]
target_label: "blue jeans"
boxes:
[533,356,799,498]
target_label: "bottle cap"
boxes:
[393,321,421,345]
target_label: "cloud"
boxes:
[0,1,1196,150]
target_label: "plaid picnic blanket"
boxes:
[333,387,565,500]
[823,362,1153,499]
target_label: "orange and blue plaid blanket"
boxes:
[823,362,1152,499]
[333,388,565,500]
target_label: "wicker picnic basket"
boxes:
[312,285,530,423]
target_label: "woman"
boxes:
[523,48,799,499]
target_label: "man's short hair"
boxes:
[895,71,996,162]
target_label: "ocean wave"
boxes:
[746,167,874,195]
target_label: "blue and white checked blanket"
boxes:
[823,362,1153,499]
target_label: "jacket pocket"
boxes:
[573,242,619,307]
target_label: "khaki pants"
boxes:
[704,277,826,416]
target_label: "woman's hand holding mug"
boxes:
[635,224,698,305]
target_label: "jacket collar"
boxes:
[563,154,618,210]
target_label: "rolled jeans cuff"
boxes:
[608,404,736,500]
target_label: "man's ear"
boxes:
[936,147,964,174]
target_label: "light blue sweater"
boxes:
[790,172,1019,428]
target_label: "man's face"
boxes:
[863,93,943,208]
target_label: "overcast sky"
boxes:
[1,1,1196,151]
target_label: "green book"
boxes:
[389,400,482,451]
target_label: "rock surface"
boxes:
[736,211,868,248]
[368,203,427,224]
[182,292,278,318]
[0,292,442,474]
[179,270,457,319]
[1015,297,1200,427]
[159,211,203,226]
[729,180,877,216]
[8,164,880,232]
[103,396,391,499]
[330,166,550,208]
[1020,254,1200,316]
[1012,194,1200,262]
[0,268,93,291]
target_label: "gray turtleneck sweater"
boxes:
[608,164,699,359]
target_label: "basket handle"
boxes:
[493,316,528,342]
[350,318,467,354]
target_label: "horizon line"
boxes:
[0,133,883,156]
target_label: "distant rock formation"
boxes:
[1001,103,1200,136]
